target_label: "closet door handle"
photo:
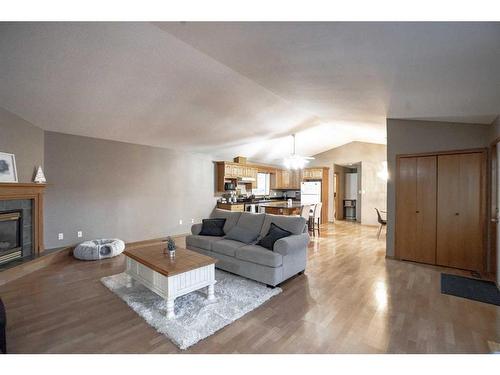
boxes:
[415,210,420,214]
[455,212,460,216]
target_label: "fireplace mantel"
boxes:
[0,183,47,254]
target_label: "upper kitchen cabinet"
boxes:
[302,168,324,180]
[272,169,301,189]
[216,162,258,192]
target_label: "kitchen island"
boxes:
[258,201,303,216]
[216,199,305,215]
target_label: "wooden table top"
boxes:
[123,243,216,277]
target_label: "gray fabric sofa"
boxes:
[186,209,309,286]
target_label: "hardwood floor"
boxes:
[0,221,498,353]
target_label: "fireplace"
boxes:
[0,183,46,268]
[0,210,23,264]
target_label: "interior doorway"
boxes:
[333,172,339,220]
[333,162,361,222]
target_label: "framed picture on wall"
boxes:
[0,152,18,183]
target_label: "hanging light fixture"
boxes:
[283,134,314,170]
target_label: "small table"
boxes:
[123,244,217,319]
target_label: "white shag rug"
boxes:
[101,270,282,350]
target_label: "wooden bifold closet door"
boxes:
[436,153,484,271]
[396,156,437,264]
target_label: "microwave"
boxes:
[224,182,236,191]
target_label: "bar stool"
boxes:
[310,202,322,236]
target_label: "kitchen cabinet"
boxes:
[303,168,323,180]
[291,170,301,189]
[216,162,258,192]
[218,162,325,192]
[272,169,301,189]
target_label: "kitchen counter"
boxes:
[259,201,303,216]
[216,199,303,214]
[216,202,245,211]
[258,201,303,209]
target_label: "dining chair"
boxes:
[310,202,323,236]
[300,204,312,232]
[375,208,387,239]
[300,204,311,220]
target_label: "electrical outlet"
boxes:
[179,219,183,225]
[77,231,83,238]
[191,218,195,224]
[58,233,64,240]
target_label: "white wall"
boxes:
[312,142,387,226]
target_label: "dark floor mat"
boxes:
[441,273,500,306]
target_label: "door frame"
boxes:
[333,172,339,220]
[488,139,499,280]
[395,147,488,273]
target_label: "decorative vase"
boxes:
[166,236,176,258]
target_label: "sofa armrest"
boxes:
[191,223,203,235]
[273,233,310,256]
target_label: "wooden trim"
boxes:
[321,167,329,223]
[394,155,402,259]
[0,246,73,286]
[487,143,497,277]
[396,147,487,159]
[0,233,190,286]
[0,183,47,254]
[0,183,48,188]
[124,234,190,250]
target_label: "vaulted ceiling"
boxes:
[1,22,499,163]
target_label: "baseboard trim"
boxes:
[124,233,190,249]
[0,233,191,286]
[0,246,73,286]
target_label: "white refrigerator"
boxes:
[301,181,322,205]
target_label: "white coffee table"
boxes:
[123,244,217,319]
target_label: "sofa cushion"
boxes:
[235,212,266,235]
[257,223,292,251]
[259,214,306,238]
[236,245,283,268]
[186,235,224,251]
[212,239,246,257]
[210,209,242,233]
[199,218,226,236]
[224,226,260,244]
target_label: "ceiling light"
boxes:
[283,134,314,170]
